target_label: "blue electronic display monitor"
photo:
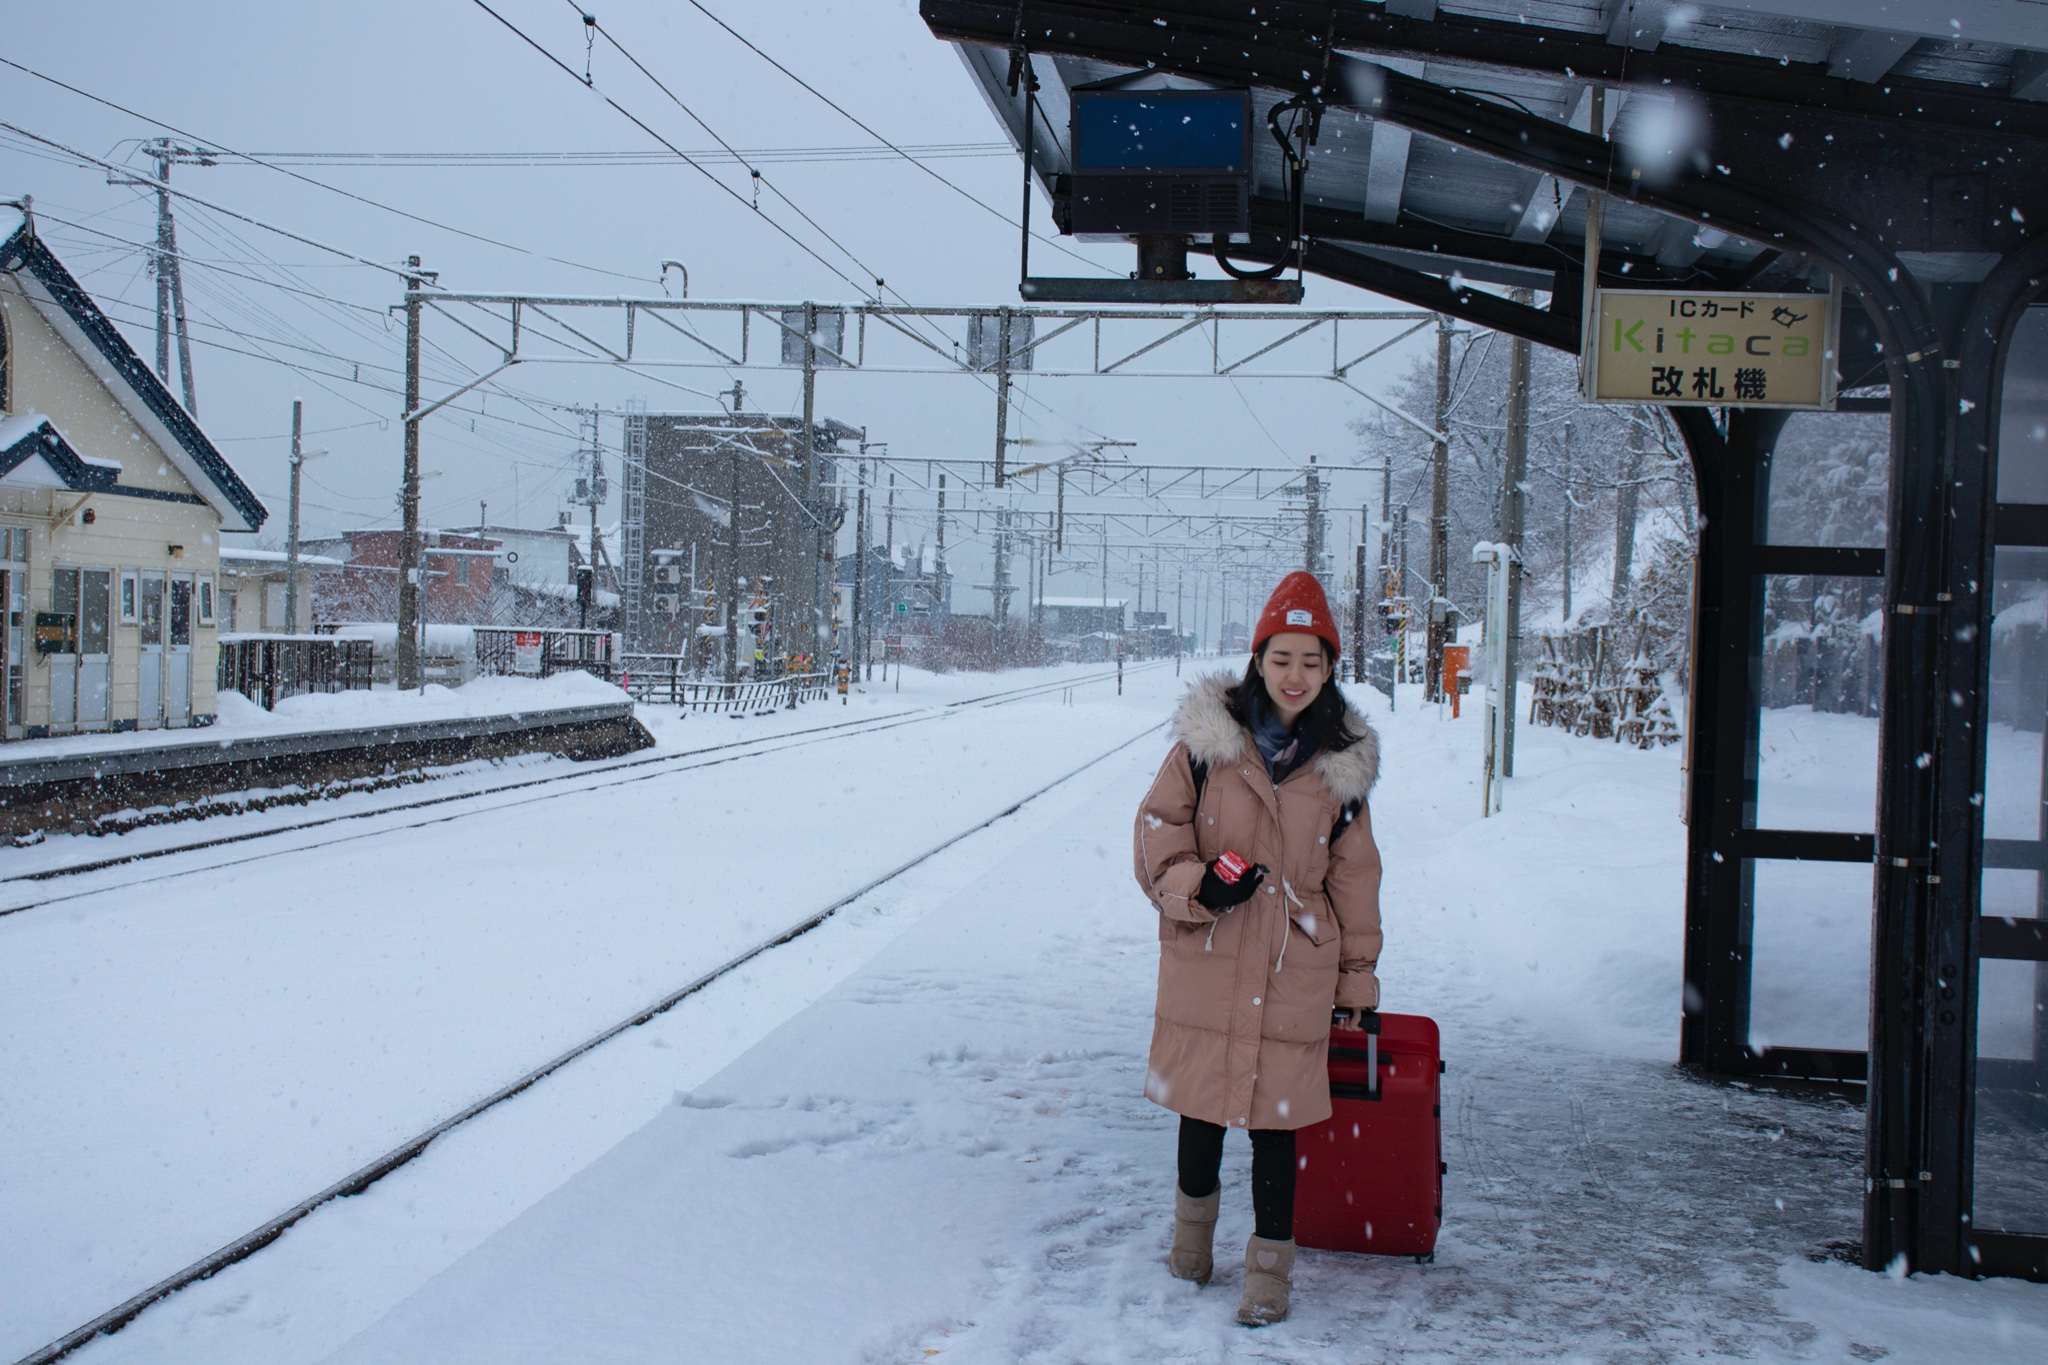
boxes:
[1072,90,1250,174]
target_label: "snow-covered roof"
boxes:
[0,219,267,532]
[0,411,128,495]
[219,546,345,569]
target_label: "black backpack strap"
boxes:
[1187,751,1209,813]
[1330,797,1363,849]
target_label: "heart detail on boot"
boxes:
[1256,1250,1278,1269]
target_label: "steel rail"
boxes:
[0,663,1172,910]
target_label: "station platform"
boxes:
[31,670,2048,1365]
[0,675,646,837]
[299,720,2042,1365]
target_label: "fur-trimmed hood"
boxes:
[1170,671,1379,804]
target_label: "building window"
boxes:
[118,569,138,623]
[456,556,471,586]
[222,590,239,632]
[196,575,215,627]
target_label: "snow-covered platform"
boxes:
[48,666,2043,1365]
[0,673,646,836]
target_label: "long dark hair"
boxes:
[1224,639,1364,753]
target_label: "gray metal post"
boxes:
[285,399,303,634]
[396,256,424,692]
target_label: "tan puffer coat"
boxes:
[1132,673,1383,1131]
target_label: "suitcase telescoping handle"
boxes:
[1332,1008,1380,1096]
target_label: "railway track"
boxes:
[0,661,1171,918]
[14,690,1169,1365]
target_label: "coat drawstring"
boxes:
[1276,878,1306,973]
[1205,917,1219,952]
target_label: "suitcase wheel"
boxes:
[1413,1252,1435,1265]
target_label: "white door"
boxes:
[166,573,193,726]
[138,570,164,728]
[77,569,110,727]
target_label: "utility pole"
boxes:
[285,400,305,633]
[1501,286,1534,777]
[993,309,1012,487]
[1100,522,1111,647]
[884,470,897,633]
[395,255,427,691]
[1304,453,1324,580]
[852,461,868,680]
[1425,312,1452,702]
[724,444,743,685]
[582,408,606,632]
[132,139,212,415]
[991,506,1011,656]
[934,472,948,618]
[1353,535,1368,683]
[800,302,822,663]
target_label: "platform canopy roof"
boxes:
[924,0,2048,375]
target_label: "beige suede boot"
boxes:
[1167,1187,1221,1283]
[1237,1235,1295,1326]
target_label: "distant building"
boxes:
[302,528,502,625]
[837,543,952,647]
[218,547,342,634]
[624,410,859,663]
[1040,596,1128,637]
[0,215,267,736]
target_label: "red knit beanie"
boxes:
[1251,571,1341,657]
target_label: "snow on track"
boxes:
[1,663,1177,1361]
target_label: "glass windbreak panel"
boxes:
[51,566,77,620]
[1975,957,2048,1235]
[80,570,109,655]
[169,579,191,647]
[1997,305,2048,504]
[1764,411,1890,546]
[1747,858,1873,1053]
[1984,868,2042,919]
[1986,547,2048,861]
[1753,574,1883,832]
[139,573,164,647]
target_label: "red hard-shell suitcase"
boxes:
[1293,1012,1443,1260]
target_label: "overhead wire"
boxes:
[0,121,426,280]
[677,0,1114,278]
[0,54,650,284]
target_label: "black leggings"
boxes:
[1177,1117,1295,1241]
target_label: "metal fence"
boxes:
[217,635,375,710]
[620,656,830,712]
[474,628,620,682]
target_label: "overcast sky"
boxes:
[1,0,1435,613]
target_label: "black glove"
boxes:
[1196,857,1265,912]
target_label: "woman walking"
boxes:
[1132,571,1383,1326]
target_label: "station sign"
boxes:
[1584,288,1837,410]
[513,630,543,675]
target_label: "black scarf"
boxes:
[1246,683,1318,787]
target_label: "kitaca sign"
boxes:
[1585,289,1837,409]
